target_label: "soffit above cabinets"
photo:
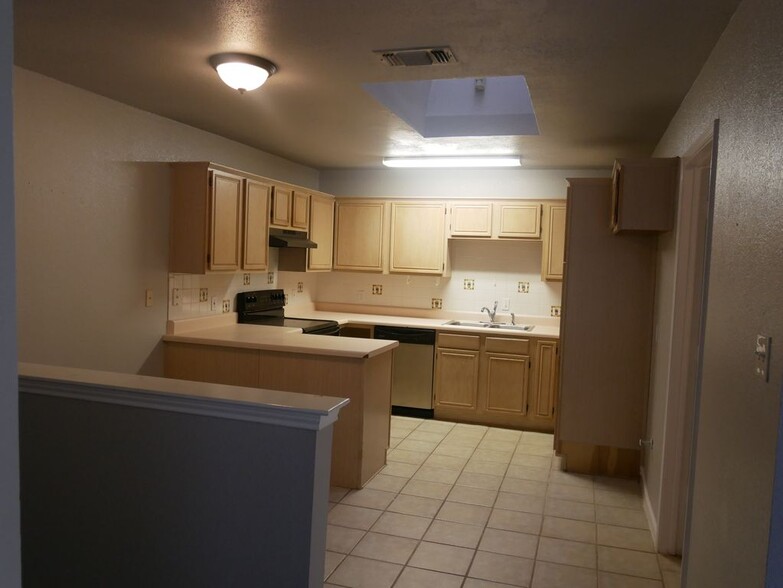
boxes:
[13,0,741,169]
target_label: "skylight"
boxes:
[362,75,539,138]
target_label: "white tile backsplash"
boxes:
[167,240,561,320]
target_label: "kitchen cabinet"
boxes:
[611,157,679,233]
[270,186,310,231]
[164,342,393,489]
[434,331,557,432]
[531,339,558,419]
[449,202,493,237]
[169,162,268,274]
[496,202,541,238]
[557,177,657,476]
[448,201,543,240]
[333,200,388,272]
[541,203,567,281]
[278,192,335,272]
[434,334,481,419]
[242,178,272,271]
[389,202,447,274]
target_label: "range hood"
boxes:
[268,229,317,248]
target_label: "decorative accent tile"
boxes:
[518,281,530,293]
[432,297,443,309]
[463,278,475,290]
[372,284,383,295]
[551,305,562,317]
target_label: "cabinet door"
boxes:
[292,190,310,230]
[208,170,243,271]
[389,202,446,274]
[484,352,529,415]
[242,178,271,271]
[270,185,292,228]
[308,194,334,271]
[434,348,480,411]
[450,202,492,237]
[496,203,541,238]
[541,204,567,281]
[334,201,385,272]
[531,340,558,419]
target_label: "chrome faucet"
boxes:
[481,301,498,323]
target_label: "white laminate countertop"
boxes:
[163,321,399,359]
[18,362,349,431]
[296,309,562,339]
[162,307,559,358]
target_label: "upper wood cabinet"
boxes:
[496,203,541,238]
[449,202,493,237]
[242,178,272,271]
[170,163,269,274]
[611,157,679,233]
[389,202,446,274]
[333,200,387,272]
[449,201,542,240]
[307,194,334,271]
[271,186,310,231]
[277,192,335,273]
[541,203,567,281]
[208,170,243,271]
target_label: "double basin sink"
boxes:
[443,320,534,332]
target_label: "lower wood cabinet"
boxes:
[434,331,558,432]
[164,342,392,489]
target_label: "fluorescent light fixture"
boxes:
[208,53,277,93]
[382,156,521,168]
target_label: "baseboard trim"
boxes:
[640,467,660,552]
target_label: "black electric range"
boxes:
[236,289,340,336]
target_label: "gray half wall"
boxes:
[20,393,331,588]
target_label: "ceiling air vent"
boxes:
[375,46,457,67]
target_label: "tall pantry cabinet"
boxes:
[556,177,658,476]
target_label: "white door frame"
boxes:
[656,124,719,554]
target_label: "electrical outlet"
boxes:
[199,288,208,302]
[372,284,383,295]
[171,288,180,306]
[267,272,275,285]
[243,273,251,285]
[222,299,231,313]
[211,297,218,312]
[431,298,443,309]
[297,282,304,293]
[501,298,510,311]
[518,281,530,293]
[550,305,562,317]
[463,278,475,291]
[145,289,153,307]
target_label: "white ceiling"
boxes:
[13,0,741,170]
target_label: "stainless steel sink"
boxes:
[444,320,534,332]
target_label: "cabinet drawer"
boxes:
[438,333,480,351]
[485,337,529,355]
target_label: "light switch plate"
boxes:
[755,335,771,381]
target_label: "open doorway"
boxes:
[656,122,719,554]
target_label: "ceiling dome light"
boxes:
[208,53,277,93]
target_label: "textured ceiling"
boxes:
[13,0,741,170]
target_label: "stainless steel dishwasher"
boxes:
[374,326,436,418]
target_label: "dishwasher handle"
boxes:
[373,326,436,346]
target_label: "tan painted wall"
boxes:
[646,0,782,584]
[1,0,21,584]
[14,68,318,376]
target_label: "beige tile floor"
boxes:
[324,416,682,588]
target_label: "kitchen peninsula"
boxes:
[163,315,397,489]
